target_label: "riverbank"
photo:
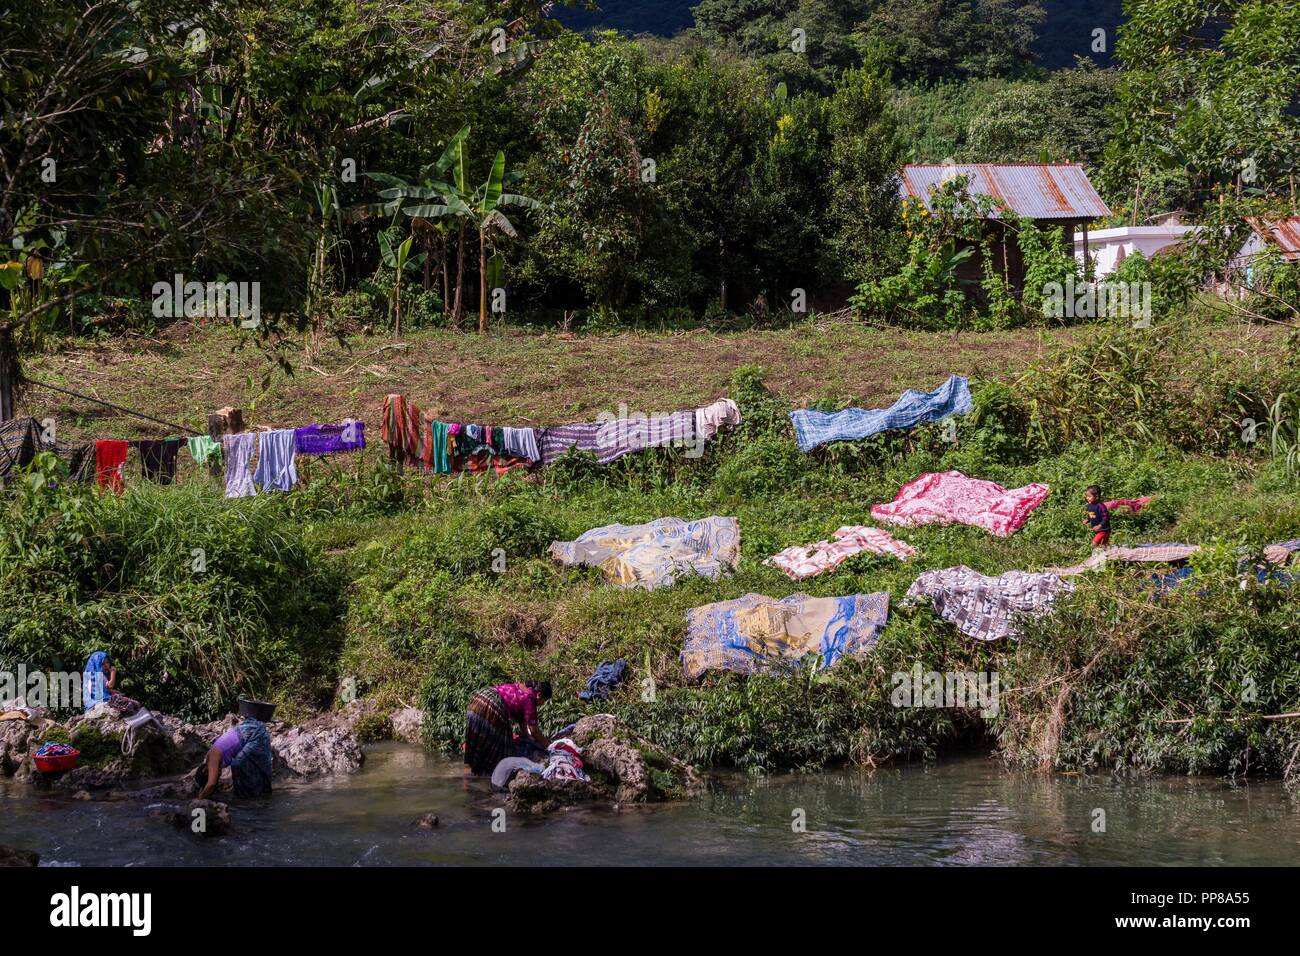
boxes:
[3,317,1300,783]
[3,745,1299,866]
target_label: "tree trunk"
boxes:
[478,227,488,334]
[451,222,466,329]
[394,270,402,336]
[0,329,15,424]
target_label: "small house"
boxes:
[899,163,1110,293]
[1226,217,1300,288]
[1072,223,1198,278]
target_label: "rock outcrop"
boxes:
[1,706,366,794]
[390,707,425,744]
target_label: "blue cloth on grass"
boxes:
[789,375,973,452]
[578,659,628,701]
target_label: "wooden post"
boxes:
[1081,220,1091,281]
[0,328,15,424]
[207,406,243,477]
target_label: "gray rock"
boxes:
[413,812,439,829]
[390,707,425,744]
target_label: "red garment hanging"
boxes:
[95,440,129,493]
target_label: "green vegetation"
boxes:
[9,326,1298,782]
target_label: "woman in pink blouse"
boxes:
[464,680,553,776]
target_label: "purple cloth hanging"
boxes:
[294,422,365,455]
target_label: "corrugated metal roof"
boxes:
[1246,217,1300,262]
[899,163,1110,220]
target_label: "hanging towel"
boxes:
[294,421,366,455]
[135,438,180,484]
[94,440,129,493]
[0,418,41,478]
[222,432,257,498]
[501,426,541,462]
[253,428,298,492]
[187,435,223,467]
[55,441,95,482]
[430,419,450,474]
[789,375,973,452]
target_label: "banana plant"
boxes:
[466,150,540,333]
[378,228,424,334]
[365,125,471,326]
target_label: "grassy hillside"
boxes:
[5,316,1300,780]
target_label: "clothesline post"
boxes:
[208,407,244,479]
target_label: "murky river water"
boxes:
[3,744,1298,865]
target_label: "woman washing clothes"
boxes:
[81,651,141,716]
[464,680,553,776]
[195,716,274,799]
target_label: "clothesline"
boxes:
[24,378,204,435]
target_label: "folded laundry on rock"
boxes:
[789,375,972,452]
[491,756,544,791]
[872,470,1050,537]
[905,566,1074,642]
[549,516,740,590]
[682,591,890,681]
[541,739,589,782]
[765,525,916,580]
[578,659,628,701]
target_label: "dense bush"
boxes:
[0,454,346,720]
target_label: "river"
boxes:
[2,744,1298,865]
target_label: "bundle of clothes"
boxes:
[489,738,589,791]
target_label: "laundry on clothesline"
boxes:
[135,438,180,485]
[871,470,1050,538]
[294,421,366,455]
[381,394,538,475]
[788,375,972,453]
[695,398,741,442]
[549,516,740,591]
[254,428,298,492]
[905,566,1075,642]
[95,439,129,494]
[682,591,890,680]
[222,432,257,498]
[765,525,916,580]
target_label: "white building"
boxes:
[1073,224,1198,278]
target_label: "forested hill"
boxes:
[556,0,1126,70]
